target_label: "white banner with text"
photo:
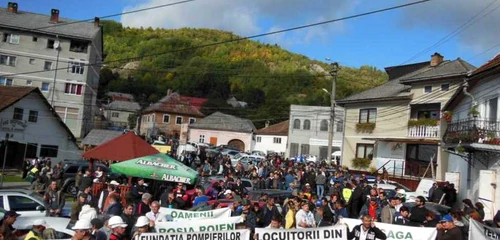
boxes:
[155,216,243,233]
[255,225,347,240]
[342,218,436,240]
[159,208,231,221]
[138,229,251,240]
[469,219,500,240]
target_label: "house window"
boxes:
[64,83,83,95]
[2,33,20,44]
[290,143,299,157]
[176,116,183,125]
[189,118,196,124]
[40,145,58,158]
[487,97,498,120]
[44,61,52,71]
[111,112,119,118]
[28,110,38,123]
[303,120,311,130]
[424,86,432,93]
[29,58,35,65]
[0,55,16,66]
[47,39,55,49]
[0,78,13,86]
[300,144,310,155]
[13,108,23,120]
[69,40,88,53]
[68,60,85,74]
[273,137,282,144]
[55,107,79,130]
[41,82,49,92]
[293,119,300,129]
[320,120,328,131]
[32,37,38,42]
[26,80,32,86]
[199,135,205,143]
[336,119,344,132]
[356,144,374,159]
[359,108,377,123]
[256,136,262,143]
[162,114,170,123]
[418,110,440,119]
[441,84,449,91]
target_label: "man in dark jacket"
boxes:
[436,215,462,240]
[78,169,93,195]
[409,196,429,226]
[430,185,445,204]
[106,195,123,217]
[134,193,151,216]
[348,215,387,240]
[348,180,364,219]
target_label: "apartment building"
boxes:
[0,2,103,138]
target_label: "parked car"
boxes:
[231,155,265,168]
[208,176,254,192]
[61,161,120,196]
[221,149,241,158]
[0,190,70,219]
[151,141,172,154]
[5,207,75,239]
[306,155,318,162]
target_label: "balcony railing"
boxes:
[444,118,500,144]
[408,125,440,138]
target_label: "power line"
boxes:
[467,43,500,61]
[0,0,430,79]
[30,0,197,31]
[400,0,500,65]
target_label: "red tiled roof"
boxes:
[0,86,36,111]
[83,132,159,161]
[179,95,208,111]
[144,93,204,117]
[471,53,500,76]
[256,120,289,136]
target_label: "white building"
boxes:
[0,2,103,138]
[0,86,81,168]
[188,112,255,152]
[286,105,345,162]
[254,120,288,155]
[442,54,500,220]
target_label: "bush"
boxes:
[352,158,372,170]
[355,123,376,133]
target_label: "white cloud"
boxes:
[400,0,500,53]
[120,0,357,45]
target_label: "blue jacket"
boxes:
[334,208,349,223]
[193,195,210,207]
[106,202,123,216]
[285,174,294,188]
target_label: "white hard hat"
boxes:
[72,219,92,230]
[33,219,47,227]
[224,189,232,195]
[108,216,128,229]
[110,180,120,186]
[397,189,406,194]
[135,216,149,227]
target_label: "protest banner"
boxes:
[255,225,347,240]
[159,208,231,221]
[155,216,243,233]
[138,229,251,240]
[469,219,500,240]
[342,218,436,240]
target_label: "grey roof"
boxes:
[0,8,100,40]
[338,58,476,104]
[81,129,123,146]
[399,58,476,84]
[104,100,141,112]
[106,92,135,100]
[190,112,256,133]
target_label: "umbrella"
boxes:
[110,153,199,185]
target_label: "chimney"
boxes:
[50,9,59,23]
[167,89,172,96]
[7,2,18,13]
[94,17,100,27]
[265,120,270,128]
[430,52,444,67]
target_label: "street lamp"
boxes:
[326,62,339,165]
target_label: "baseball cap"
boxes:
[33,219,47,227]
[440,215,453,222]
[4,211,20,218]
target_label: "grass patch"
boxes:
[0,175,24,182]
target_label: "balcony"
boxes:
[407,119,440,138]
[444,118,500,144]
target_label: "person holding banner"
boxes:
[436,215,462,240]
[295,201,316,229]
[347,215,387,240]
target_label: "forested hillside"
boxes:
[99,20,388,127]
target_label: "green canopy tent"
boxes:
[110,153,199,185]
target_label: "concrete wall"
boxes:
[286,105,344,159]
[188,128,253,152]
[254,135,287,154]
[0,25,103,138]
[0,92,81,166]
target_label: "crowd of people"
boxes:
[2,154,498,240]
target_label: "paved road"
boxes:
[0,181,31,189]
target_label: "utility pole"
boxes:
[51,37,61,106]
[0,133,12,188]
[327,62,339,165]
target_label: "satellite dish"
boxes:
[54,40,60,49]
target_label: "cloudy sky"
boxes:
[14,0,500,69]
